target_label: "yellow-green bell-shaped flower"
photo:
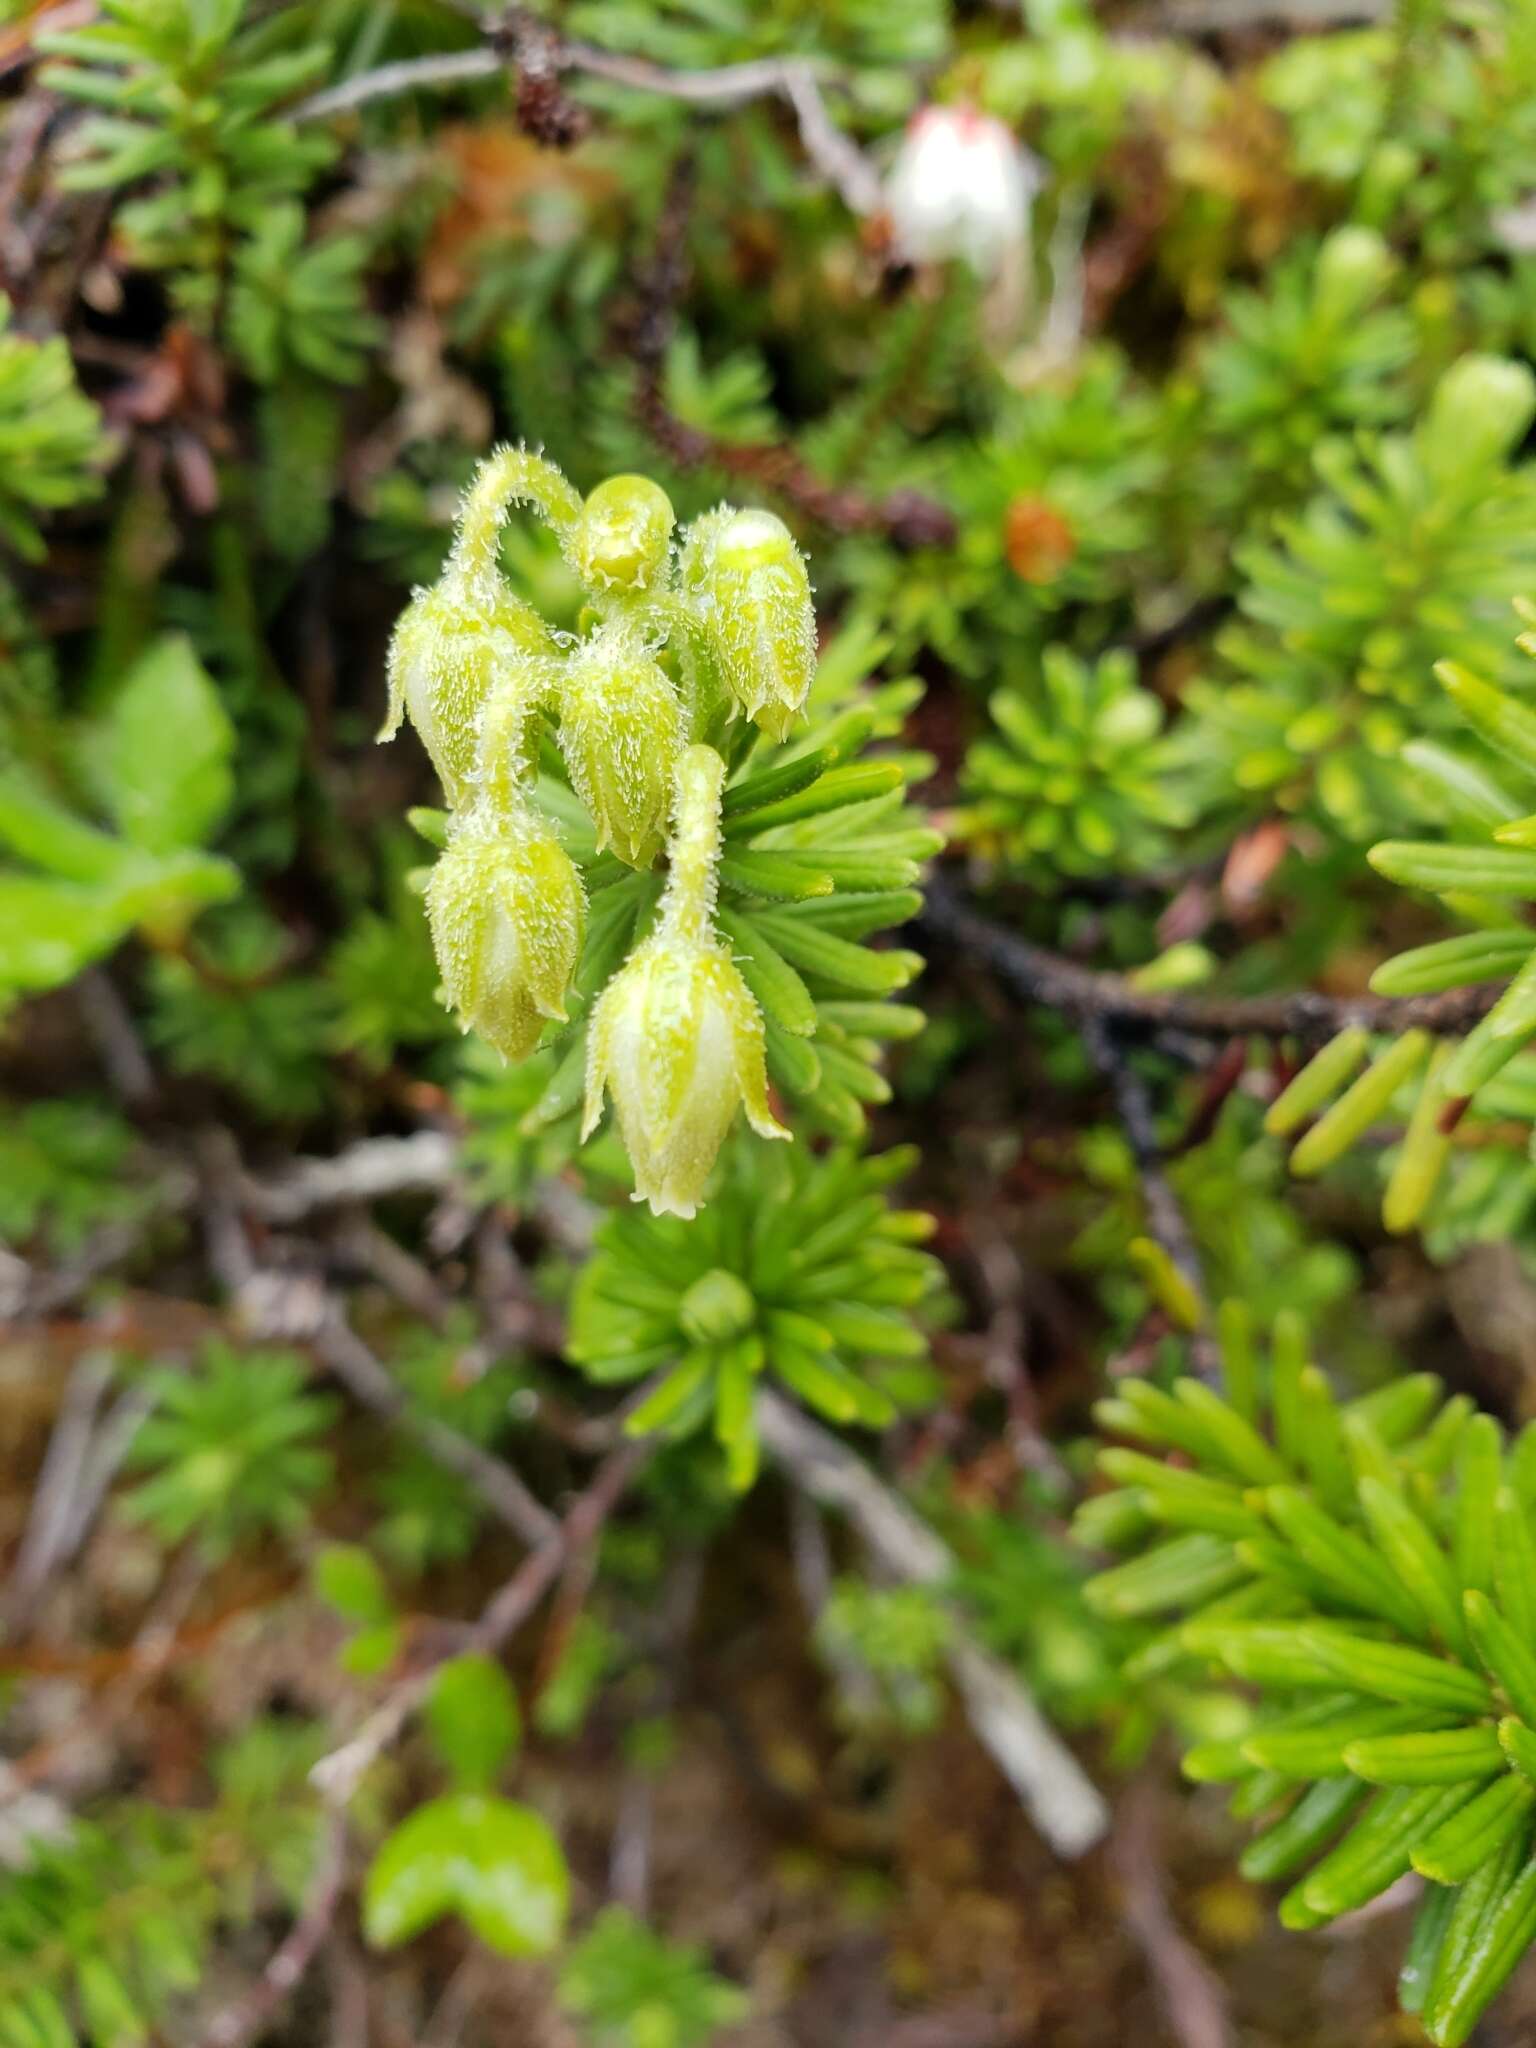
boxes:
[556,625,682,868]
[582,744,787,1217]
[425,805,585,1063]
[583,936,787,1217]
[571,474,675,596]
[381,573,554,806]
[704,508,816,742]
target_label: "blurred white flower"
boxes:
[885,105,1038,277]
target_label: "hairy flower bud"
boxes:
[556,626,682,867]
[425,809,585,1062]
[572,474,675,594]
[1312,225,1394,328]
[583,743,787,1216]
[705,509,816,742]
[382,574,554,805]
[1418,354,1536,481]
[679,1267,757,1344]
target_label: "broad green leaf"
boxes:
[0,874,129,993]
[313,1544,392,1625]
[84,633,234,854]
[426,1654,522,1792]
[363,1792,569,1957]
[0,768,125,883]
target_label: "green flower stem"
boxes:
[658,744,727,947]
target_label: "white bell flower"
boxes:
[885,105,1037,278]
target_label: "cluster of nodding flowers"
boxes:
[380,448,819,1220]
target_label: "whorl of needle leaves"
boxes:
[958,643,1194,886]
[566,1139,944,1489]
[0,296,107,561]
[1080,1308,1536,2047]
[1182,354,1536,842]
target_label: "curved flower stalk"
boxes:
[378,450,937,1214]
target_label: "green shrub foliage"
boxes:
[18,0,1536,2039]
[1081,1313,1536,2047]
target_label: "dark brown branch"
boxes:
[920,872,1505,1046]
[623,159,958,552]
[1112,1777,1231,2048]
[301,22,953,545]
[1084,1018,1221,1382]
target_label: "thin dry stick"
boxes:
[295,11,882,216]
[199,1811,349,2048]
[199,1130,556,1547]
[314,1308,557,1546]
[2,1351,115,1629]
[755,1390,1108,1857]
[244,1130,458,1224]
[312,1439,650,1808]
[77,967,157,1106]
[0,1545,207,1807]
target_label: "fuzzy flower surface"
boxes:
[377,449,933,1213]
[583,745,786,1219]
